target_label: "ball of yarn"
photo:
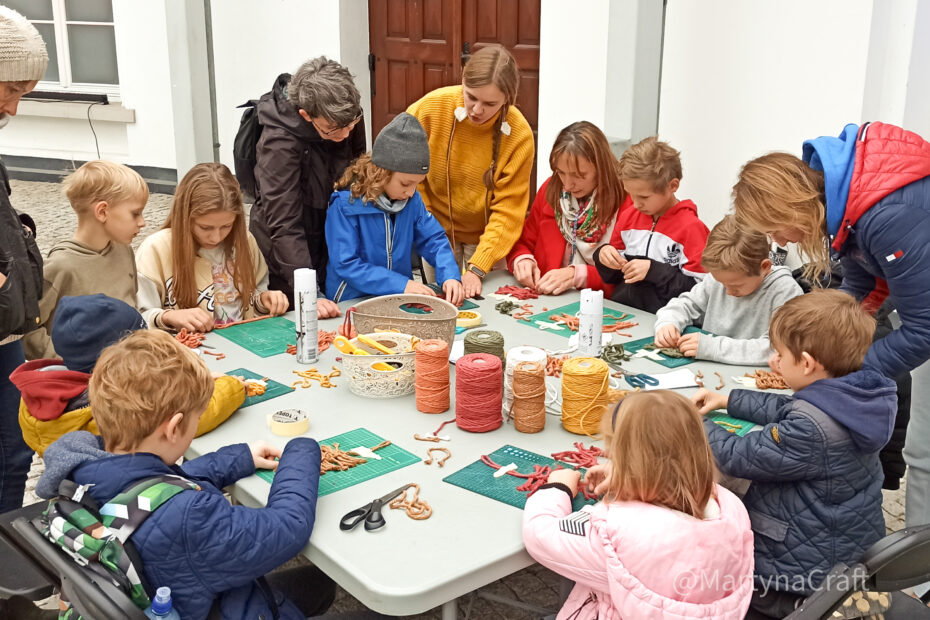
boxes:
[561,357,611,436]
[415,339,450,413]
[455,353,503,432]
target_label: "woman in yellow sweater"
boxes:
[407,45,535,297]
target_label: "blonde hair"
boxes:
[62,160,149,215]
[462,44,520,191]
[702,215,771,276]
[619,136,682,192]
[334,153,392,203]
[600,391,716,518]
[89,330,213,451]
[163,163,256,312]
[732,152,829,282]
[547,121,626,228]
[769,289,875,377]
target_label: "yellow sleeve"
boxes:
[469,123,535,272]
[195,375,246,436]
[19,401,96,457]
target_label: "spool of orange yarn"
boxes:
[415,339,450,413]
[560,357,611,436]
[510,360,546,433]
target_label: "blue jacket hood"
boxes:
[802,123,859,238]
[793,367,897,452]
[36,431,108,499]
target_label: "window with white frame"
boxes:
[6,0,119,96]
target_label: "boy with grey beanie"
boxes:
[324,112,464,305]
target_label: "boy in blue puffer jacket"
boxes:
[37,329,334,619]
[692,290,896,618]
[325,112,464,305]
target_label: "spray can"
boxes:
[577,288,603,357]
[294,268,318,364]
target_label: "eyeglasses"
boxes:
[311,113,362,137]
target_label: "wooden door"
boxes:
[369,0,540,145]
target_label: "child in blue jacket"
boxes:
[325,112,464,305]
[692,290,896,618]
[37,329,333,619]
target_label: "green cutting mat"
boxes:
[443,445,597,511]
[214,316,295,358]
[225,368,293,408]
[706,411,756,437]
[523,301,636,339]
[623,326,712,367]
[256,428,420,496]
[426,283,479,310]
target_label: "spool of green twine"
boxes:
[464,330,506,366]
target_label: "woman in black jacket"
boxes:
[249,57,366,316]
[0,6,47,514]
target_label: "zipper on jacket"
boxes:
[644,216,659,256]
[383,213,397,271]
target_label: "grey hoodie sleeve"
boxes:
[654,275,712,333]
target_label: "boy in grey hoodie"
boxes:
[23,161,148,359]
[654,215,802,365]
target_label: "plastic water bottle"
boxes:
[144,586,181,619]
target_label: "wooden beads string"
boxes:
[560,357,611,436]
[455,353,503,432]
[510,360,546,433]
[414,339,450,413]
[389,484,432,520]
[463,330,505,366]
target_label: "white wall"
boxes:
[0,0,176,167]
[537,0,610,184]
[210,0,372,172]
[658,0,874,229]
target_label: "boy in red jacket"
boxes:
[594,137,709,313]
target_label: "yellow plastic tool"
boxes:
[333,336,395,371]
[356,334,396,355]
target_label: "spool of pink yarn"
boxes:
[455,353,503,432]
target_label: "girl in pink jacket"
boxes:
[523,391,755,619]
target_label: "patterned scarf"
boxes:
[554,190,608,248]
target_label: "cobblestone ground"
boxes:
[11,178,910,617]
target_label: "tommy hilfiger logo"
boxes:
[885,250,903,262]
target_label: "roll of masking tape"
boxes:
[456,310,482,328]
[267,409,310,437]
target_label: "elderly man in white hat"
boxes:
[0,8,54,616]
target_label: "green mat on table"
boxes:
[623,326,712,367]
[225,368,293,408]
[426,283,479,310]
[214,316,296,358]
[256,428,420,496]
[706,411,756,437]
[522,301,636,338]
[443,444,597,511]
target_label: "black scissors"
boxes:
[339,484,413,532]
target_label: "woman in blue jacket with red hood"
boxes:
[731,121,930,535]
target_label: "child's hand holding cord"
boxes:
[250,441,283,470]
[163,307,214,332]
[597,245,627,270]
[547,468,582,497]
[583,463,611,496]
[676,332,700,357]
[443,279,465,306]
[260,291,289,316]
[621,259,650,284]
[655,324,681,348]
[691,388,729,415]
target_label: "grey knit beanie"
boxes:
[371,112,430,174]
[0,6,48,82]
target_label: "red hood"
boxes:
[837,122,930,251]
[9,360,91,421]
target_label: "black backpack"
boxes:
[233,100,262,203]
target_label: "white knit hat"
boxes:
[0,6,48,82]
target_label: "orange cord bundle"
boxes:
[551,443,603,468]
[389,484,432,520]
[319,440,390,473]
[546,355,569,377]
[175,329,206,348]
[511,304,535,322]
[213,315,274,329]
[747,370,789,390]
[510,360,546,433]
[549,313,638,335]
[291,366,341,389]
[243,378,268,397]
[286,344,297,355]
[423,447,451,467]
[318,330,336,353]
[414,339,450,413]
